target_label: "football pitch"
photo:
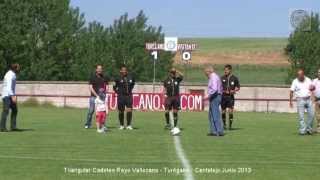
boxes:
[0,107,320,180]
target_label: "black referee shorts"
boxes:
[221,95,235,110]
[165,96,180,110]
[117,95,133,111]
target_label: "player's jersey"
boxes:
[113,75,135,96]
[163,75,183,97]
[221,74,240,96]
[95,98,108,112]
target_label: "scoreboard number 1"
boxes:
[151,51,158,60]
[150,50,192,61]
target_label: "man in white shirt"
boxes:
[0,64,20,132]
[312,69,320,133]
[289,69,315,135]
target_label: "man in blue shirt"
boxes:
[0,63,20,132]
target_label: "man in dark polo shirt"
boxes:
[163,68,183,135]
[113,65,135,130]
[84,64,109,129]
[221,64,240,130]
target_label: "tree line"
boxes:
[0,0,174,81]
[286,12,320,81]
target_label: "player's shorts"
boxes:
[221,95,235,110]
[117,95,133,111]
[165,96,180,110]
[96,111,106,124]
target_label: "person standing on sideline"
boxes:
[203,66,224,136]
[289,69,315,135]
[221,64,240,130]
[113,65,135,130]
[312,69,320,133]
[0,63,20,132]
[84,64,109,129]
[162,68,183,135]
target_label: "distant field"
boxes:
[180,38,288,53]
[175,37,289,66]
[173,37,290,85]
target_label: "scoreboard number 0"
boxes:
[182,51,191,61]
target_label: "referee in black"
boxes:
[163,68,183,134]
[113,65,135,130]
[221,64,240,130]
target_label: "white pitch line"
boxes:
[173,136,195,180]
[169,111,194,180]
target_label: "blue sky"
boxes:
[70,0,320,37]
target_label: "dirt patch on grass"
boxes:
[174,51,289,66]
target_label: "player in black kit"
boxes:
[113,65,135,130]
[221,64,240,130]
[163,68,183,135]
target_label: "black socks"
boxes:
[165,112,170,125]
[173,112,178,127]
[222,112,234,129]
[119,111,124,126]
[229,113,233,127]
[222,112,226,127]
[119,111,133,126]
[127,111,132,126]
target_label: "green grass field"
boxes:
[0,107,319,180]
[181,38,288,53]
[178,64,289,85]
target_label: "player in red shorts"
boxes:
[95,88,108,133]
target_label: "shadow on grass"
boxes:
[9,128,35,132]
[228,127,243,131]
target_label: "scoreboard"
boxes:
[145,37,198,62]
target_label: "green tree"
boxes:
[286,13,320,82]
[0,0,85,80]
[107,11,174,81]
[24,0,85,80]
[0,0,173,82]
[71,21,111,80]
[0,0,33,76]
